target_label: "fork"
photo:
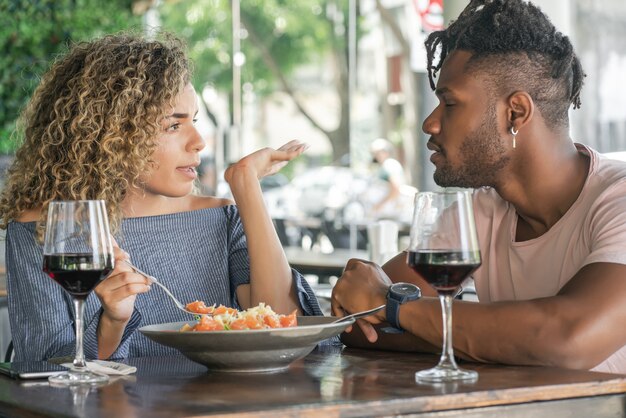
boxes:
[124,261,199,315]
[331,304,386,324]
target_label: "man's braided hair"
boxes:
[425,0,585,128]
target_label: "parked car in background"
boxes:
[261,166,416,251]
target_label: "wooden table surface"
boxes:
[0,347,624,418]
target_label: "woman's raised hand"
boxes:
[222,140,307,314]
[225,140,308,182]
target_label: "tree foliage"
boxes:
[158,0,356,162]
[2,0,359,161]
[159,0,328,96]
[0,0,141,153]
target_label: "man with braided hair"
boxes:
[332,0,626,373]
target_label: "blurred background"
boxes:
[2,0,626,258]
[1,0,625,333]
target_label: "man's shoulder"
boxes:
[581,144,626,186]
[581,151,626,210]
[595,155,626,185]
[575,149,626,228]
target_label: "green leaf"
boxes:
[0,0,140,153]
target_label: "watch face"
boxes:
[392,283,419,296]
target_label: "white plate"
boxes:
[139,316,352,373]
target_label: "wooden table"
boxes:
[0,348,624,417]
[285,247,369,278]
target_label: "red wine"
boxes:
[43,254,113,299]
[407,251,480,294]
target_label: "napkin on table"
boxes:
[60,360,137,375]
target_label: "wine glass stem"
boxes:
[73,298,88,370]
[438,293,459,369]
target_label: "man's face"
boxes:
[423,50,509,188]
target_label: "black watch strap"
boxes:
[382,283,421,334]
[383,297,405,334]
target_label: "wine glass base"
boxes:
[416,365,478,383]
[49,370,109,385]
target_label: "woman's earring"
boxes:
[510,127,519,149]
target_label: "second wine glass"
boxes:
[408,190,480,383]
[43,200,114,385]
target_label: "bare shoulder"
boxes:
[189,195,235,211]
[16,207,41,222]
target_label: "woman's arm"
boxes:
[93,248,150,359]
[225,140,307,314]
[6,224,90,361]
[8,275,78,361]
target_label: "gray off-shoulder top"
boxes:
[6,205,322,361]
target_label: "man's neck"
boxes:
[494,140,590,242]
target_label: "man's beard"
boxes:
[433,106,510,188]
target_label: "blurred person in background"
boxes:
[197,155,217,196]
[369,138,408,217]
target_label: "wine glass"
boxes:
[408,190,480,383]
[43,200,114,385]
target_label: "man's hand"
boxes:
[331,258,390,343]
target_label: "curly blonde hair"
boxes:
[0,32,191,239]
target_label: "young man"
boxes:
[331,0,626,374]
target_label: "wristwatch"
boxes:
[384,282,421,334]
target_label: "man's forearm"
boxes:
[340,322,439,353]
[398,297,594,369]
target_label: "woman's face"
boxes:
[141,83,205,198]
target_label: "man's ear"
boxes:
[507,91,534,131]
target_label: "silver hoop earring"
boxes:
[510,127,519,149]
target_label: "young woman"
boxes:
[0,33,322,361]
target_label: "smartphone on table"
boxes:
[0,361,67,379]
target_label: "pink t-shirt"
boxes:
[472,144,626,373]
